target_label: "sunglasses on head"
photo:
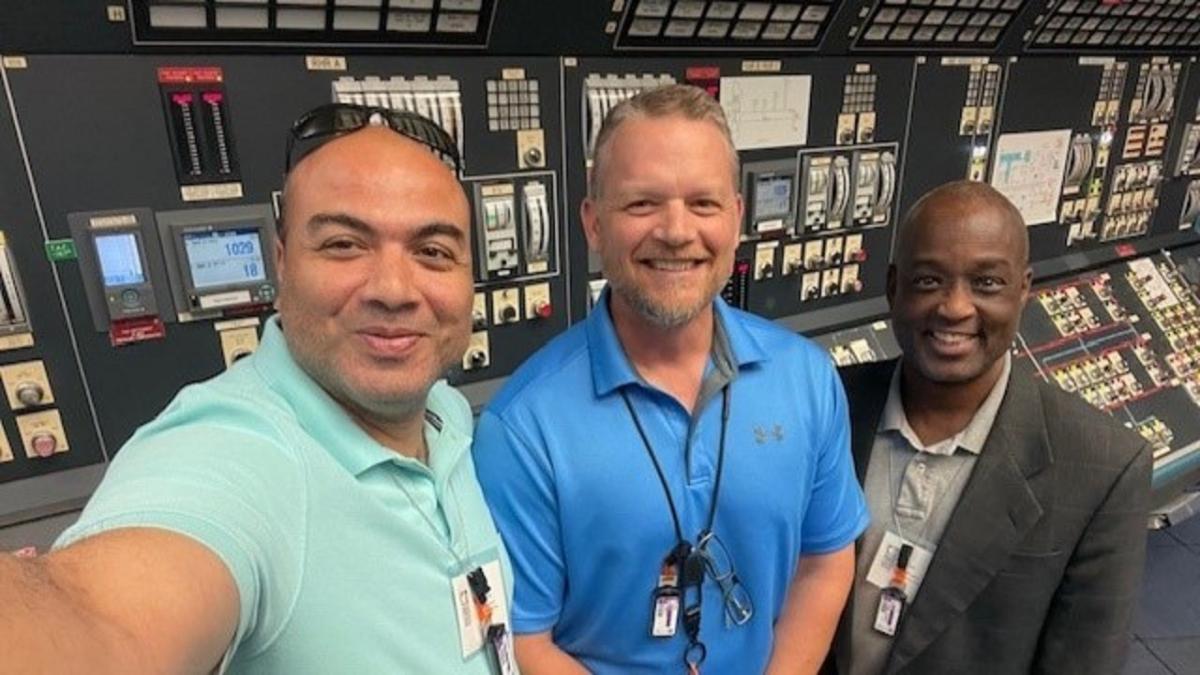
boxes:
[283,102,462,175]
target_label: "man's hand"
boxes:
[0,527,239,674]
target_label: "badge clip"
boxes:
[874,543,913,637]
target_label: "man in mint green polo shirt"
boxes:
[0,105,513,673]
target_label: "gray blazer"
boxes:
[833,358,1151,675]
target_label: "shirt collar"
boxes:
[879,352,1012,456]
[251,316,471,479]
[586,288,768,397]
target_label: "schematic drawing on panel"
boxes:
[990,129,1071,227]
[719,74,811,150]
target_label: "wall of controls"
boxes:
[2,0,1200,523]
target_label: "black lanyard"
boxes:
[620,383,731,672]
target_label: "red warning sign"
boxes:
[157,67,224,85]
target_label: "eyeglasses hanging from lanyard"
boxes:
[620,384,753,675]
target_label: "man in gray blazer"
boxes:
[834,180,1151,674]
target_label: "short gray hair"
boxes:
[589,84,740,198]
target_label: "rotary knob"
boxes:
[15,382,45,407]
[467,349,488,369]
[472,309,487,331]
[501,305,518,323]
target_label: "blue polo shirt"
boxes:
[57,317,510,674]
[474,295,868,674]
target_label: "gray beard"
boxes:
[610,280,711,329]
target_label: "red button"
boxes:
[31,433,57,458]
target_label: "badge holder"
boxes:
[874,543,913,637]
[651,542,690,638]
[468,567,518,675]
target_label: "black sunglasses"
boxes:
[284,103,462,175]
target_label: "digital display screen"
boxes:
[94,233,145,288]
[754,175,793,219]
[183,227,267,291]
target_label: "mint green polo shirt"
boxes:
[56,317,510,673]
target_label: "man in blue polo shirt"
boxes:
[474,84,868,674]
[0,106,513,673]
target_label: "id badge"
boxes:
[651,587,682,637]
[874,587,905,636]
[487,622,518,675]
[450,559,511,659]
[865,531,935,597]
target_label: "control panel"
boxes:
[1017,252,1200,493]
[3,1,1200,523]
[0,53,569,509]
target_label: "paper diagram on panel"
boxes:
[719,75,811,151]
[990,129,1072,226]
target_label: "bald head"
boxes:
[280,126,468,239]
[896,180,1028,269]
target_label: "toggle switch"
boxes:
[523,282,553,321]
[462,331,491,372]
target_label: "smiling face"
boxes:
[888,185,1031,387]
[581,114,743,329]
[276,127,473,421]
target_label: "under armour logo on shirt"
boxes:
[753,424,784,445]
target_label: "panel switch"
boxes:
[0,360,54,411]
[462,331,490,371]
[524,282,552,320]
[492,288,520,325]
[16,409,68,459]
